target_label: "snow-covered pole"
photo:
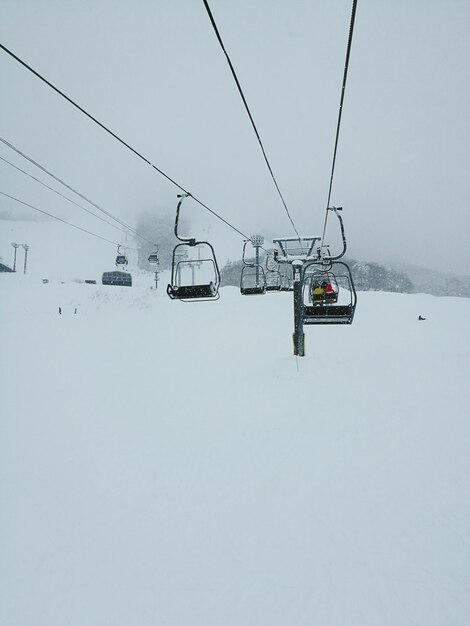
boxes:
[292,259,305,356]
[11,242,19,271]
[251,235,264,287]
[22,244,29,275]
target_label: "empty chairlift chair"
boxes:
[240,238,267,296]
[167,194,221,301]
[148,245,159,265]
[265,251,282,292]
[115,245,128,267]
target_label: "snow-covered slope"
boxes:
[0,219,134,281]
[1,272,469,626]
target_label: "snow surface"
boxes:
[0,274,470,626]
[1,264,470,624]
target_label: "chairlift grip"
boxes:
[327,206,347,260]
[174,192,191,242]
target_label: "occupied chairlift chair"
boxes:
[167,194,221,301]
[301,208,357,325]
[240,237,267,296]
[303,261,356,324]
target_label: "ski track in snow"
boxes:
[1,272,470,626]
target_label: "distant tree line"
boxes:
[219,256,415,294]
[409,275,470,298]
[345,258,414,293]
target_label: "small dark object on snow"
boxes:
[418,315,426,321]
[58,307,62,315]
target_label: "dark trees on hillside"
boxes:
[220,256,415,294]
[346,259,414,293]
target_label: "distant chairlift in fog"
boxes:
[102,245,132,287]
[115,244,128,267]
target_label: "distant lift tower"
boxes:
[251,235,264,286]
[22,244,30,274]
[11,242,19,271]
[272,236,321,357]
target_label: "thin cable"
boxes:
[0,155,127,235]
[0,136,152,244]
[201,0,301,240]
[321,0,358,244]
[0,42,250,241]
[0,191,123,246]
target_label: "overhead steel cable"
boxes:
[0,155,128,235]
[201,0,301,240]
[0,190,125,247]
[321,0,358,245]
[0,135,153,245]
[0,42,250,241]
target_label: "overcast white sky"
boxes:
[1,0,469,272]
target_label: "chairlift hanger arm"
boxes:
[242,240,251,265]
[174,193,197,245]
[326,207,347,260]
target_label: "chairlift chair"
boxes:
[240,239,266,295]
[264,250,282,292]
[302,261,356,325]
[266,272,282,292]
[279,263,294,291]
[167,194,221,301]
[115,245,128,266]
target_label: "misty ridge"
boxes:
[133,210,470,299]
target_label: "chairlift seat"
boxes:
[240,286,266,296]
[167,282,217,300]
[303,304,354,324]
[323,291,338,303]
[311,292,338,305]
[266,284,282,292]
[116,256,128,265]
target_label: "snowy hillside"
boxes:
[1,271,469,625]
[0,218,134,282]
